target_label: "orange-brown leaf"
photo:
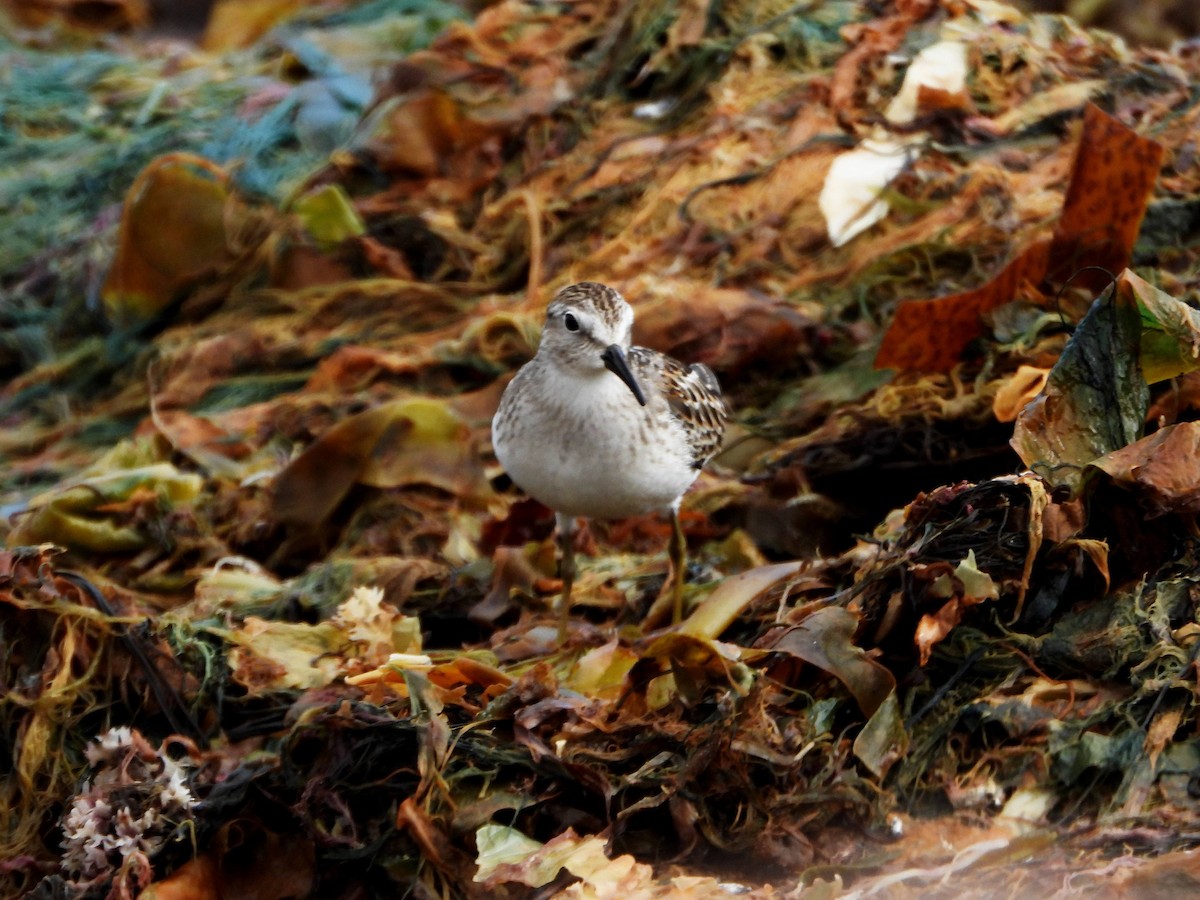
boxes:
[272,398,493,525]
[874,239,1051,372]
[875,104,1163,373]
[271,405,394,526]
[1048,103,1166,290]
[771,606,895,717]
[102,155,234,325]
[202,0,305,52]
[1091,421,1200,516]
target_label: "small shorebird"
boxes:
[492,282,728,638]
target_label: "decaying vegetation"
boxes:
[3,0,1200,895]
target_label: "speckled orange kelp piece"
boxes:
[874,237,1052,373]
[875,103,1165,373]
[1047,103,1167,288]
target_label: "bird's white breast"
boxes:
[493,364,698,520]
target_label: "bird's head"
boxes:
[540,282,646,406]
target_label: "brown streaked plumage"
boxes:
[628,348,726,469]
[491,282,729,639]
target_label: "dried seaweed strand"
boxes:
[57,570,205,745]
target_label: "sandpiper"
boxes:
[492,282,728,638]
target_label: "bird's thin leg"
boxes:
[668,500,686,624]
[557,512,576,642]
[645,500,687,629]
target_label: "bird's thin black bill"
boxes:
[601,345,647,407]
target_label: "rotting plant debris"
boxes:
[4,0,1200,897]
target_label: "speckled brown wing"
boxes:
[630,348,728,469]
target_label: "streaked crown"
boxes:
[548,283,632,340]
[538,282,635,371]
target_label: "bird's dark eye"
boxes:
[564,312,580,332]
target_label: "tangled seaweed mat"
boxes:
[5,0,1200,896]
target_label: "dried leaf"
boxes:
[629,278,814,374]
[953,549,999,602]
[141,855,220,899]
[963,0,1024,23]
[192,564,283,618]
[853,690,908,779]
[1122,269,1200,384]
[1090,421,1200,516]
[408,670,452,799]
[636,632,755,708]
[149,408,254,479]
[914,598,967,666]
[992,365,1051,423]
[396,796,462,874]
[11,463,203,552]
[771,607,895,717]
[354,88,484,178]
[680,562,807,640]
[202,0,305,51]
[7,0,150,30]
[225,617,345,694]
[1047,104,1165,290]
[474,826,631,891]
[102,155,234,324]
[1012,284,1148,492]
[428,656,512,694]
[272,397,493,525]
[877,104,1163,372]
[473,824,546,884]
[875,239,1052,372]
[916,551,1001,662]
[361,398,493,497]
[1014,476,1050,621]
[293,184,366,248]
[999,787,1055,825]
[568,640,640,700]
[1145,704,1185,768]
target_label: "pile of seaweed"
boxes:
[3,0,1200,896]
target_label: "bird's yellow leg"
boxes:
[668,504,686,624]
[557,513,576,643]
[643,501,686,630]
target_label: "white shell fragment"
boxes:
[819,40,967,246]
[886,40,969,125]
[819,138,915,247]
